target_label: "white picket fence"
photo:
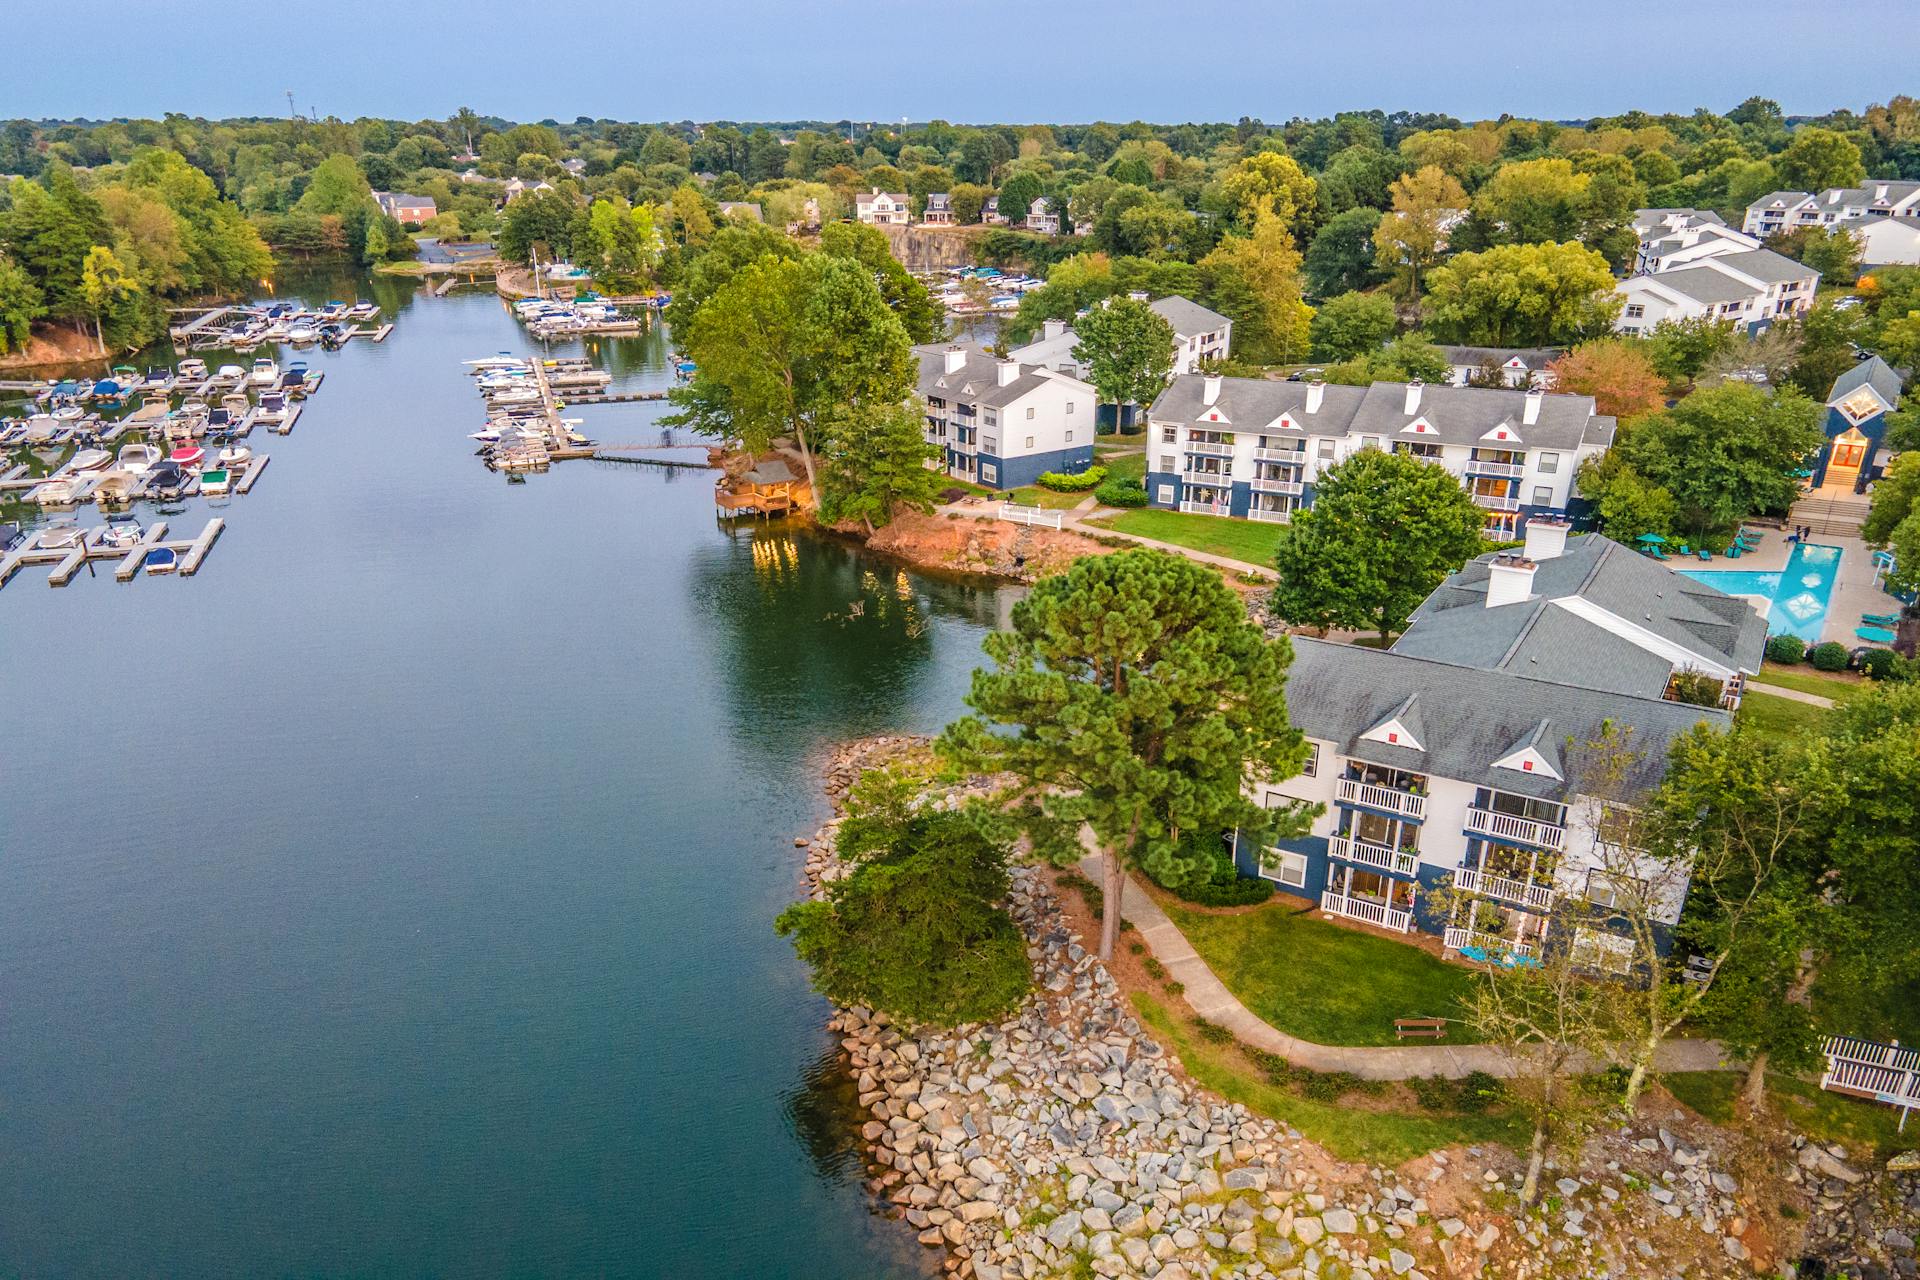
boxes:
[998,502,1064,530]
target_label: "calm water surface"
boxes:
[0,270,1015,1277]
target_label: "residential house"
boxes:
[1743,181,1920,236]
[1435,346,1562,389]
[716,201,763,223]
[1010,294,1233,382]
[913,344,1095,489]
[1024,197,1060,235]
[1614,246,1818,336]
[458,168,491,185]
[561,157,588,177]
[1631,210,1760,274]
[1237,520,1764,962]
[501,178,555,202]
[922,193,954,226]
[981,196,1007,226]
[1812,356,1904,493]
[1855,216,1920,267]
[1632,208,1728,239]
[855,188,911,226]
[372,191,437,225]
[1143,374,1614,537]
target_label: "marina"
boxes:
[0,516,224,589]
[461,351,711,476]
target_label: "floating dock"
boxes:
[0,518,223,590]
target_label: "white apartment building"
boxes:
[1615,246,1818,336]
[1009,294,1234,380]
[913,344,1096,490]
[1742,181,1920,236]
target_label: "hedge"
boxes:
[1094,476,1150,508]
[1860,647,1899,680]
[1036,465,1108,492]
[1810,641,1850,672]
[1764,634,1806,665]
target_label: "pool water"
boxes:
[1679,542,1843,642]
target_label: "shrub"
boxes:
[1035,465,1108,492]
[1765,634,1807,664]
[939,486,973,504]
[1860,646,1900,680]
[1142,956,1167,981]
[1667,666,1725,707]
[1094,476,1150,508]
[1191,1017,1234,1045]
[1810,641,1850,672]
[1408,1070,1505,1114]
[1149,832,1275,907]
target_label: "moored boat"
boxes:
[69,448,111,471]
[169,445,205,468]
[117,442,161,473]
[199,468,231,495]
[217,445,251,469]
[249,357,279,386]
[143,546,178,575]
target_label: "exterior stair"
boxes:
[1790,493,1873,538]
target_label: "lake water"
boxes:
[0,268,1016,1277]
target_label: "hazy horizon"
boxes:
[10,0,1917,126]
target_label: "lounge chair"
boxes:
[1862,612,1901,626]
[1858,626,1897,644]
[1649,547,1670,561]
[1697,549,1713,562]
[1676,543,1693,556]
[1726,545,1743,559]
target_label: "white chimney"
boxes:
[1403,380,1423,415]
[1485,554,1537,609]
[1202,373,1223,406]
[1128,290,1149,302]
[1523,517,1570,562]
[1522,388,1544,426]
[1305,379,1325,414]
[1042,318,1066,341]
[943,345,968,375]
[997,357,1020,387]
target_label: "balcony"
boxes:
[1180,499,1229,516]
[1465,806,1567,852]
[1329,835,1418,877]
[1464,459,1525,478]
[1247,507,1291,524]
[1443,926,1536,960]
[1471,491,1521,513]
[1253,447,1303,463]
[1181,468,1234,486]
[1322,890,1414,933]
[1453,866,1557,912]
[1250,476,1304,495]
[1336,777,1427,820]
[1186,440,1234,457]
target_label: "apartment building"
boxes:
[1742,181,1920,236]
[913,345,1095,489]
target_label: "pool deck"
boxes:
[1675,532,1900,648]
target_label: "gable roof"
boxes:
[1828,354,1903,409]
[1147,375,1368,434]
[1148,295,1230,338]
[1285,638,1728,800]
[1435,345,1563,368]
[1625,266,1757,306]
[1346,381,1615,451]
[911,345,1090,408]
[1694,247,1818,286]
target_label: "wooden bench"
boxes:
[1395,1017,1449,1041]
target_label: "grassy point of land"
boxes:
[1084,509,1284,567]
[1664,1072,1918,1161]
[1005,485,1091,510]
[1160,896,1481,1046]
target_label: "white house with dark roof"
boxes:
[1024,197,1061,235]
[1743,181,1920,236]
[1009,294,1233,381]
[1143,374,1613,537]
[1615,246,1817,336]
[921,193,954,226]
[1632,215,1760,274]
[913,344,1095,489]
[1236,521,1761,963]
[854,188,910,226]
[1434,346,1562,389]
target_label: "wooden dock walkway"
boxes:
[559,389,670,404]
[0,517,220,590]
[235,454,270,493]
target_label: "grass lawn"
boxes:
[1101,452,1146,484]
[1161,897,1480,1046]
[1665,1071,1917,1160]
[1085,509,1283,566]
[1005,485,1091,510]
[1753,663,1868,702]
[1133,993,1527,1165]
[1734,690,1832,739]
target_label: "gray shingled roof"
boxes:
[912,345,1080,409]
[1285,638,1729,801]
[1148,295,1230,339]
[1750,191,1812,210]
[1701,247,1818,285]
[1346,381,1615,452]
[1147,375,1368,433]
[1828,354,1903,407]
[1632,267,1757,306]
[1393,535,1768,696]
[1436,346,1563,368]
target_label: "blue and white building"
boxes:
[1143,374,1615,539]
[1812,355,1903,494]
[1236,521,1767,964]
[914,345,1096,490]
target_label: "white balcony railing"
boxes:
[1465,806,1567,851]
[1443,926,1537,960]
[1322,891,1414,933]
[1453,866,1557,912]
[1246,507,1291,524]
[1329,835,1419,877]
[1181,469,1233,485]
[1186,440,1234,457]
[1820,1037,1920,1126]
[1471,491,1521,512]
[1250,476,1304,495]
[1253,447,1304,463]
[1464,460,1525,478]
[1335,777,1427,820]
[1179,499,1228,516]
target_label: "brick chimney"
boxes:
[1485,553,1538,609]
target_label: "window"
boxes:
[983,437,997,453]
[1361,436,1382,451]
[1316,438,1336,461]
[1532,485,1553,506]
[980,463,997,484]
[1571,926,1636,976]
[1301,743,1319,777]
[1264,849,1309,890]
[984,410,997,426]
[1159,455,1175,473]
[1162,426,1177,444]
[1538,452,1559,475]
[1155,483,1174,503]
[1026,406,1035,420]
[1025,436,1034,449]
[1624,304,1645,319]
[1064,430,1073,443]
[1065,401,1075,414]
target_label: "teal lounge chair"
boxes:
[1649,547,1670,561]
[1862,612,1901,626]
[1726,545,1743,559]
[1858,626,1897,643]
[1697,549,1712,562]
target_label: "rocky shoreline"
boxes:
[799,737,1919,1280]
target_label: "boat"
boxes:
[215,364,245,383]
[248,357,279,386]
[93,522,142,551]
[217,445,251,468]
[69,448,111,471]
[37,521,84,550]
[117,442,161,473]
[143,547,178,575]
[143,461,189,496]
[176,357,208,379]
[464,353,527,370]
[469,426,503,443]
[222,391,252,414]
[169,445,205,468]
[484,388,541,405]
[287,324,318,344]
[29,479,78,506]
[199,468,231,495]
[52,404,85,422]
[93,471,141,504]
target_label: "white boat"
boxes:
[217,445,252,469]
[52,404,85,422]
[287,324,318,344]
[464,352,529,369]
[248,357,279,386]
[200,468,232,495]
[176,358,208,379]
[215,364,245,383]
[69,448,111,471]
[484,388,541,405]
[29,480,77,506]
[37,521,84,549]
[93,523,142,551]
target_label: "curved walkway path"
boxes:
[1081,853,1728,1082]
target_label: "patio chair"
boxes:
[1697,549,1713,562]
[1862,612,1901,626]
[1858,626,1897,644]
[1676,542,1693,556]
[1725,545,1743,559]
[1648,547,1670,561]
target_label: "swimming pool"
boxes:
[1679,542,1843,643]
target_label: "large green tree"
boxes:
[0,256,45,354]
[1423,240,1622,346]
[1613,382,1824,537]
[818,220,942,343]
[1773,127,1867,191]
[1072,296,1175,433]
[941,550,1312,961]
[818,399,946,533]
[1303,207,1387,299]
[1269,449,1486,643]
[1307,290,1395,362]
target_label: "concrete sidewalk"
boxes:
[1065,514,1277,579]
[1080,853,1727,1082]
[1744,681,1837,708]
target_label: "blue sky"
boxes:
[13,0,1918,124]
